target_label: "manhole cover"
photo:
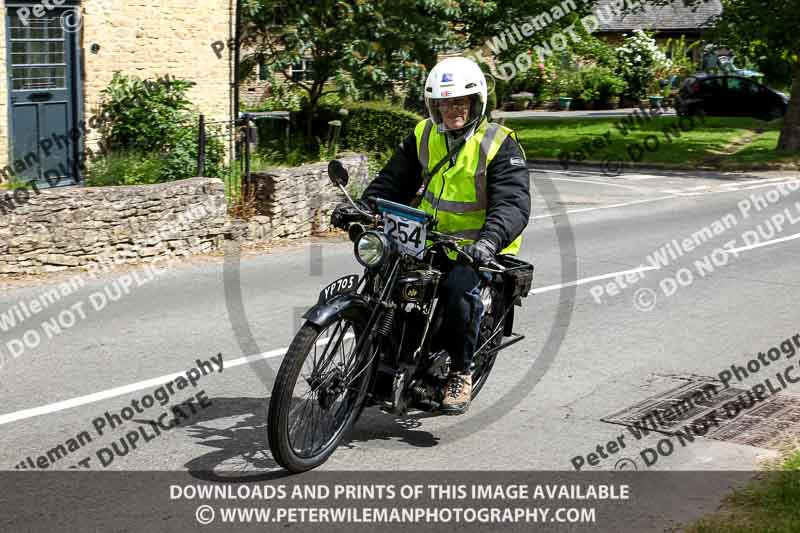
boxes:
[602,375,800,449]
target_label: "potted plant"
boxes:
[562,71,585,110]
[661,84,673,108]
[581,66,626,110]
[647,78,664,109]
[580,86,599,110]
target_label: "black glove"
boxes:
[464,238,497,267]
[330,200,374,229]
[354,198,375,214]
[330,202,353,229]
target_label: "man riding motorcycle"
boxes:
[332,57,530,414]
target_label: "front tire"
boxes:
[267,310,374,473]
[470,284,504,399]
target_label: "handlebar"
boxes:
[434,234,506,273]
[334,207,506,273]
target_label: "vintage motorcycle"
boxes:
[267,160,534,473]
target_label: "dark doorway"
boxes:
[6,5,80,187]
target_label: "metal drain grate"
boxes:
[602,375,800,448]
[705,395,800,448]
[602,377,746,435]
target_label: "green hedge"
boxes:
[344,101,422,153]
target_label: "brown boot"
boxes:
[441,372,472,415]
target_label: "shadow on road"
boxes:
[156,396,441,481]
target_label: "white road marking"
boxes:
[528,266,660,295]
[0,334,354,427]
[533,175,645,191]
[661,178,800,196]
[526,232,800,299]
[739,181,800,191]
[719,177,796,189]
[724,231,800,254]
[530,195,677,220]
[529,168,611,177]
[624,174,664,180]
[527,229,800,298]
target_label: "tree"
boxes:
[240,0,491,140]
[633,0,800,151]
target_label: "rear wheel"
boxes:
[267,310,375,473]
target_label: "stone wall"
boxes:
[245,155,371,241]
[0,153,372,275]
[0,178,230,274]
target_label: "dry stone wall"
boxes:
[0,178,230,274]
[0,154,372,275]
[246,154,371,241]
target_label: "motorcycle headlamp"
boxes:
[354,231,389,269]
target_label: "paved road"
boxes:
[2,166,799,484]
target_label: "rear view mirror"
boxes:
[328,160,349,187]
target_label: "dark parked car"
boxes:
[676,74,789,120]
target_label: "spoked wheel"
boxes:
[267,310,375,473]
[470,284,505,399]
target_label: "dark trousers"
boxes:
[439,263,485,373]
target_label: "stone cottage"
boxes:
[0,0,233,188]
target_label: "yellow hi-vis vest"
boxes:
[414,118,522,256]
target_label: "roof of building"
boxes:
[595,0,723,32]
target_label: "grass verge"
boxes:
[504,115,799,170]
[686,449,800,532]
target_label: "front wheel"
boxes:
[470,284,505,399]
[267,310,375,473]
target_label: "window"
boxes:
[726,77,759,95]
[9,14,66,90]
[259,60,268,81]
[700,78,725,96]
[291,59,314,82]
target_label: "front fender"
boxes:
[302,293,372,327]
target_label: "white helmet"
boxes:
[424,57,488,135]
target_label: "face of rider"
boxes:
[436,96,471,130]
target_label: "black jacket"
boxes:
[361,121,531,251]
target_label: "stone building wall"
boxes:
[80,0,232,153]
[0,178,230,274]
[241,77,271,108]
[0,16,7,173]
[0,0,232,184]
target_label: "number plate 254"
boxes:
[384,212,426,256]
